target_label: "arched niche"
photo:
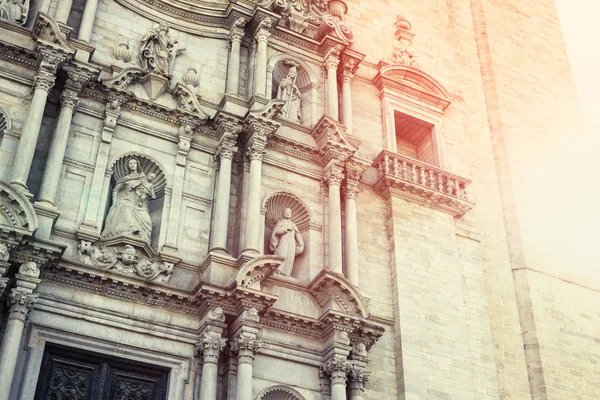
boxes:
[101,153,169,251]
[267,54,320,128]
[0,180,38,237]
[256,385,306,400]
[260,191,311,280]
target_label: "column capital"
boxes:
[33,69,56,93]
[348,365,370,392]
[7,291,39,322]
[254,18,273,44]
[321,357,352,382]
[230,333,263,360]
[229,17,247,43]
[324,55,340,71]
[60,88,79,110]
[344,158,369,199]
[196,334,227,364]
[216,140,238,161]
[324,162,345,187]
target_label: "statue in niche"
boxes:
[269,208,304,276]
[139,22,182,76]
[277,62,302,123]
[101,157,153,245]
[0,0,27,25]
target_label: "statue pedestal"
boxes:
[139,73,169,101]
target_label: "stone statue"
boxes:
[269,208,304,276]
[0,0,27,25]
[139,22,182,76]
[277,63,302,123]
[101,157,154,244]
[0,243,8,262]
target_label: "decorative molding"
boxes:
[309,270,369,319]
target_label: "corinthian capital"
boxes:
[255,17,273,44]
[196,334,227,363]
[324,55,340,71]
[349,366,370,391]
[33,69,56,93]
[230,17,247,43]
[321,357,353,381]
[8,291,39,322]
[216,140,238,161]
[324,162,344,187]
[230,334,263,357]
[60,89,79,110]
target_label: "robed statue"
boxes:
[101,157,155,244]
[277,64,302,123]
[139,22,181,76]
[269,208,304,276]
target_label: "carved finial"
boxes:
[395,14,412,31]
[113,37,132,64]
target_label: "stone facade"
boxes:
[0,0,597,400]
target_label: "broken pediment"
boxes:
[0,180,38,237]
[373,64,452,113]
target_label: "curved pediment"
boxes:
[373,64,452,112]
[0,180,38,235]
[308,270,369,319]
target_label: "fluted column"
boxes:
[78,0,99,42]
[226,18,246,95]
[231,334,263,400]
[212,139,238,252]
[325,162,344,273]
[196,334,227,400]
[324,52,340,121]
[343,161,367,287]
[322,358,352,400]
[36,89,78,207]
[339,58,357,134]
[243,135,267,253]
[10,59,59,192]
[253,19,272,98]
[54,0,73,24]
[0,262,41,400]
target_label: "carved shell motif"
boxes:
[111,154,167,198]
[264,192,310,233]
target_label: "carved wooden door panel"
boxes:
[34,345,168,400]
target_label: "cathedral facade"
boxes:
[0,0,598,399]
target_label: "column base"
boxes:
[32,202,61,240]
[76,222,101,242]
[159,245,181,263]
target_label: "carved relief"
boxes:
[0,0,29,25]
[388,15,418,67]
[79,242,174,283]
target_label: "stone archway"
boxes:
[256,385,305,400]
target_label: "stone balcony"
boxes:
[372,150,475,217]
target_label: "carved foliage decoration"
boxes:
[258,385,306,400]
[0,106,10,138]
[263,191,311,233]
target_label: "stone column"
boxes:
[0,262,41,400]
[348,368,369,400]
[212,139,238,252]
[325,162,344,274]
[324,52,340,121]
[322,357,352,400]
[196,334,227,400]
[253,18,272,98]
[36,89,78,207]
[54,0,73,24]
[10,59,59,193]
[226,18,246,95]
[78,0,99,42]
[243,135,267,253]
[339,59,357,134]
[343,161,366,287]
[230,334,263,400]
[78,98,126,239]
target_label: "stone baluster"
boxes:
[0,262,41,400]
[78,97,127,239]
[344,160,367,287]
[325,161,344,274]
[243,133,268,253]
[253,18,273,98]
[339,57,359,133]
[322,357,352,400]
[163,123,193,252]
[211,118,240,252]
[78,0,99,42]
[324,50,341,121]
[226,18,247,95]
[10,56,61,194]
[195,307,227,400]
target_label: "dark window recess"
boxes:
[34,345,169,400]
